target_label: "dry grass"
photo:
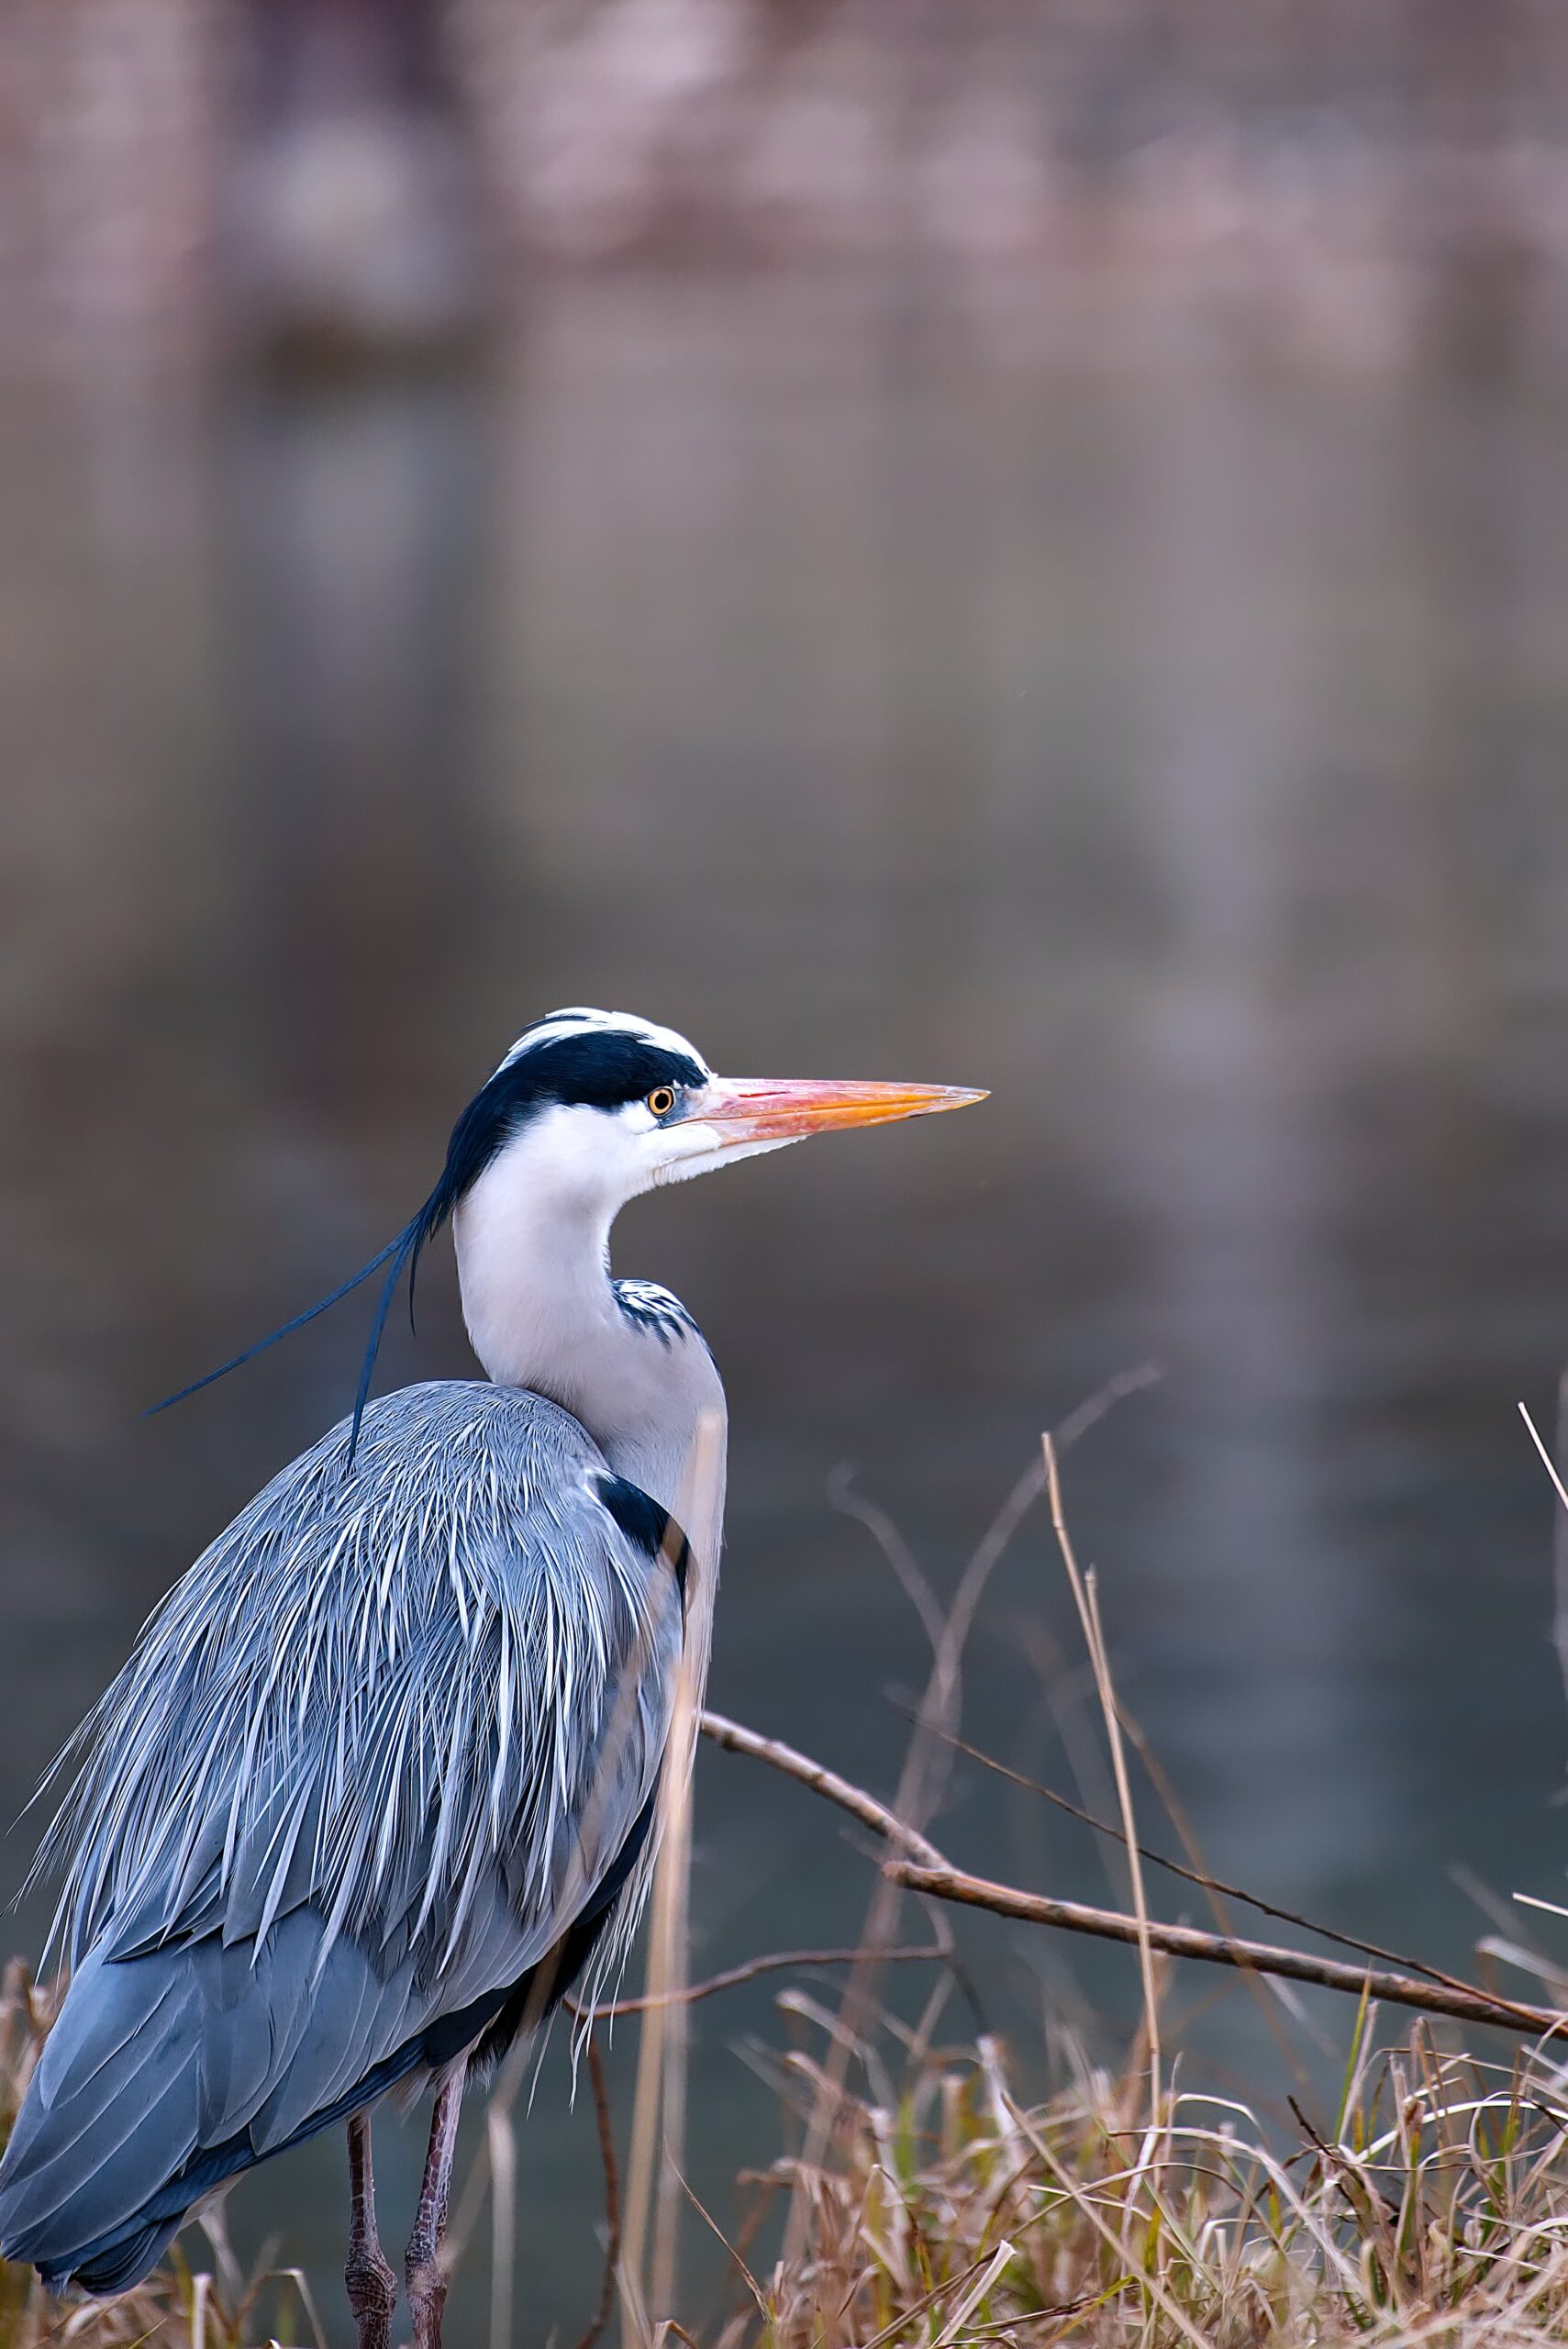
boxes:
[15,1943,1568,2349]
[701,1995,1568,2349]
[13,1916,1568,2346]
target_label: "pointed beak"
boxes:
[697,1075,988,1147]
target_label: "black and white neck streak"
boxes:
[425,1006,984,1524]
[451,1099,727,1522]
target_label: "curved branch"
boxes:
[701,1709,1563,2043]
[885,1862,1564,2039]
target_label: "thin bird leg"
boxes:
[345,2113,398,2349]
[406,2059,468,2349]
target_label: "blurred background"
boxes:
[7,0,1568,2337]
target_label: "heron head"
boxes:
[151,1006,984,1453]
[439,1007,986,1225]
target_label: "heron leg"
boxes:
[406,2060,468,2349]
[345,2114,398,2349]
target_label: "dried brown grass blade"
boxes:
[619,1408,724,2343]
[573,2038,620,2349]
[486,2103,516,2349]
[1043,1434,1161,2118]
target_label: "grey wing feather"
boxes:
[0,1383,685,2288]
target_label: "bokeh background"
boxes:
[7,2,1568,2339]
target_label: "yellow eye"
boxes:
[647,1086,676,1119]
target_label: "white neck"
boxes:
[450,1145,728,1530]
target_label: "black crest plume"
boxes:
[147,1019,707,1463]
[145,1086,499,1464]
[147,1199,451,1466]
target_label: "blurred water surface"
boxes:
[5,280,1568,2334]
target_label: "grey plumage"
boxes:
[0,1006,979,2328]
[0,1381,685,2293]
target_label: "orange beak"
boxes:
[697,1075,987,1145]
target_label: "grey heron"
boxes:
[0,1007,983,2348]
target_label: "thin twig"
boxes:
[671,2159,768,2322]
[573,2038,621,2349]
[829,1467,948,1655]
[910,1713,1517,2001]
[784,1445,1048,2269]
[1052,1360,1162,1450]
[778,1387,1160,2278]
[1043,1433,1161,2111]
[1109,1685,1330,2082]
[573,1943,947,2019]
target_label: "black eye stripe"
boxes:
[429,1034,706,1219]
[521,1033,706,1108]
